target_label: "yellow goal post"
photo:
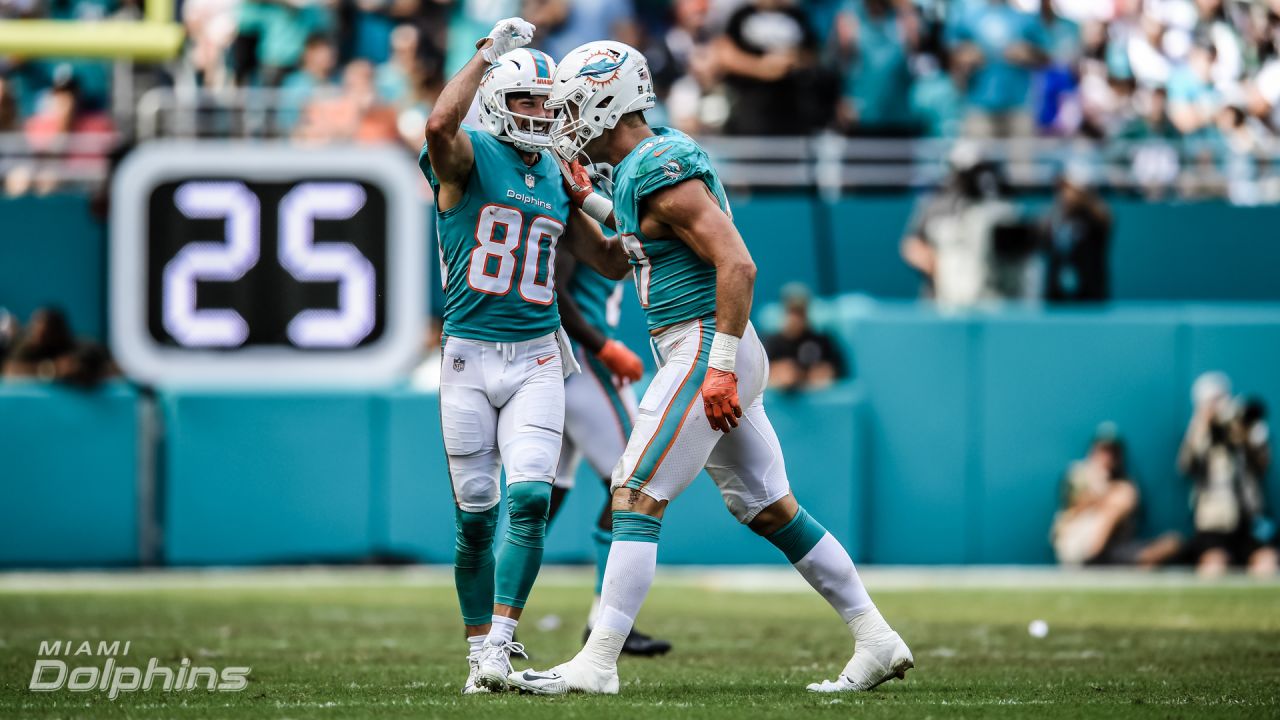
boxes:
[0,0,184,61]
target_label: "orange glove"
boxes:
[561,159,594,207]
[596,339,644,383]
[701,368,742,433]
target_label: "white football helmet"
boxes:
[545,40,657,162]
[477,48,558,152]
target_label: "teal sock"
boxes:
[766,507,828,564]
[591,527,611,594]
[494,482,552,608]
[454,506,498,626]
[612,511,662,542]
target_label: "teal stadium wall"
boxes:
[3,194,1280,567]
[4,306,1279,567]
[9,194,1280,347]
[0,383,140,566]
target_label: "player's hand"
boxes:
[561,159,594,207]
[597,339,643,383]
[701,368,742,433]
[479,17,535,63]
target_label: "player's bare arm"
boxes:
[562,208,631,280]
[645,178,754,432]
[423,58,483,207]
[643,180,756,337]
[425,18,535,208]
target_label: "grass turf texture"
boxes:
[1,570,1277,719]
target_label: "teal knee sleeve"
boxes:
[454,506,498,626]
[612,511,662,543]
[767,507,828,564]
[505,482,552,548]
[591,527,611,594]
[494,482,552,608]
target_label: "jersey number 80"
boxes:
[464,203,563,305]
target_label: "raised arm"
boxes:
[424,18,535,204]
[646,179,755,432]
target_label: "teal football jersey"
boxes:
[419,125,570,342]
[567,264,621,340]
[612,127,727,331]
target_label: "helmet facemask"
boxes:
[545,85,602,163]
[486,89,559,153]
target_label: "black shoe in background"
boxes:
[580,627,673,657]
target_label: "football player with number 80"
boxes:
[419,17,630,694]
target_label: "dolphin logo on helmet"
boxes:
[575,51,628,85]
[545,41,656,163]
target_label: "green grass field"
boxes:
[1,568,1278,719]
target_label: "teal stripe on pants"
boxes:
[585,352,634,438]
[623,317,714,490]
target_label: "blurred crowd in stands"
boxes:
[6,1,1280,191]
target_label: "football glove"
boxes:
[701,368,742,433]
[478,17,535,64]
[597,340,644,384]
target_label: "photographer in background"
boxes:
[1176,372,1277,577]
[1051,423,1140,566]
[1039,163,1112,303]
[900,142,1035,307]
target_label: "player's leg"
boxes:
[703,326,913,691]
[474,339,565,689]
[439,339,504,694]
[560,350,671,654]
[511,318,721,694]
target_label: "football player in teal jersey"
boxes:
[420,19,630,694]
[509,41,913,696]
[549,203,673,657]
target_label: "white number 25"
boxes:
[163,181,375,348]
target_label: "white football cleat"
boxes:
[474,640,526,692]
[461,651,490,695]
[507,658,620,695]
[807,610,914,693]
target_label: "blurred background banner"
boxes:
[2,0,1278,576]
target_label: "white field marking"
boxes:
[1,565,1278,593]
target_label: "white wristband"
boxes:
[581,192,613,225]
[708,332,739,373]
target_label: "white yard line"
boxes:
[0,565,1276,593]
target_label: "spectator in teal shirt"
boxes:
[911,55,965,137]
[278,34,337,131]
[841,0,917,136]
[948,0,1048,138]
[1167,44,1219,137]
[238,0,333,86]
[375,24,419,106]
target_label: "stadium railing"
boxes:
[128,87,1280,196]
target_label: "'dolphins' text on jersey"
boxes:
[420,125,572,342]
